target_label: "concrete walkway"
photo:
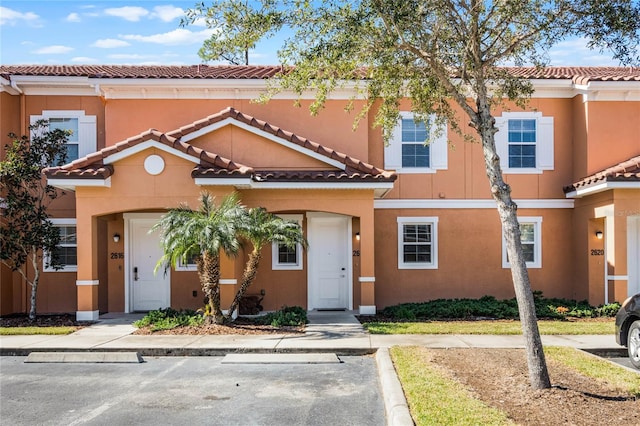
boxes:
[0,310,621,356]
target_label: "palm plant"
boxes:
[153,192,244,324]
[226,207,307,319]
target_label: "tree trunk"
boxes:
[198,252,224,324]
[226,249,261,320]
[28,246,39,321]
[476,102,551,390]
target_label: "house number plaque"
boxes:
[590,249,604,256]
[110,252,124,260]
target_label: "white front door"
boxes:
[130,218,170,311]
[308,214,351,310]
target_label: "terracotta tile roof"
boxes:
[0,65,286,80]
[2,65,639,83]
[44,128,252,179]
[44,107,395,184]
[503,66,640,84]
[564,155,640,193]
[168,107,395,181]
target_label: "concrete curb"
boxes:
[375,347,414,426]
[0,347,376,357]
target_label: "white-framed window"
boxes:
[175,253,199,271]
[495,112,553,174]
[502,216,542,269]
[30,110,97,164]
[397,217,438,269]
[272,214,303,270]
[44,219,77,272]
[384,112,448,174]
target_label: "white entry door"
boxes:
[308,214,351,310]
[130,218,170,311]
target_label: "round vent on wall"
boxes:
[144,154,165,175]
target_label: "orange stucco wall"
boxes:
[374,208,575,308]
[2,82,638,316]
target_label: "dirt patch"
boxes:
[426,348,638,425]
[0,314,92,329]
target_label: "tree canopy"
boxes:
[0,120,70,320]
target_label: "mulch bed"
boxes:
[427,348,639,425]
[0,313,92,328]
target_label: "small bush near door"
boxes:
[258,306,308,327]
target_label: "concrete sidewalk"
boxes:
[0,310,621,356]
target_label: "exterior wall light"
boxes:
[113,233,121,243]
[595,231,603,239]
[355,232,360,241]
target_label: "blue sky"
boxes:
[0,1,625,66]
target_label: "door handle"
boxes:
[134,267,139,281]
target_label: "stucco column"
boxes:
[358,209,376,315]
[76,214,100,321]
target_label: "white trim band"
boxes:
[606,275,629,281]
[219,279,237,285]
[76,280,99,286]
[76,310,99,321]
[375,199,574,209]
[359,277,376,283]
[359,305,376,315]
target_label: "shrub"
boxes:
[380,293,621,321]
[134,308,203,331]
[260,306,308,327]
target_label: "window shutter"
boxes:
[494,116,508,169]
[78,115,97,159]
[430,122,448,170]
[384,117,403,170]
[537,116,554,170]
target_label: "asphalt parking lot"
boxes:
[0,355,385,426]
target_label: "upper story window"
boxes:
[44,219,77,272]
[384,112,448,174]
[175,253,198,271]
[502,216,542,269]
[30,110,97,164]
[272,214,304,270]
[495,112,554,174]
[397,216,438,269]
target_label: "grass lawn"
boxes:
[545,346,640,397]
[390,346,514,425]
[0,326,78,335]
[364,319,614,335]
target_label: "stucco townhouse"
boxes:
[0,65,638,320]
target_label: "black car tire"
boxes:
[628,320,640,369]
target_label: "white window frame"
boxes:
[44,218,77,272]
[384,112,448,174]
[495,111,554,174]
[397,216,438,269]
[30,110,97,163]
[272,214,304,270]
[502,216,542,269]
[175,253,198,271]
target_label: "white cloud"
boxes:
[547,37,618,66]
[33,45,74,54]
[66,12,81,23]
[92,38,130,48]
[0,7,41,26]
[152,5,184,22]
[104,6,149,22]
[108,53,152,60]
[71,56,99,63]
[120,28,216,46]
